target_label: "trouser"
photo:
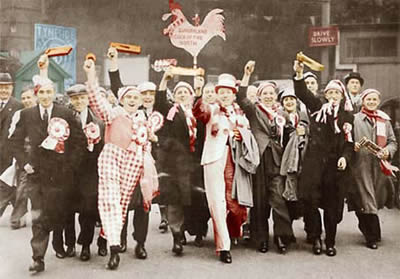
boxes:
[167,204,184,237]
[355,212,381,243]
[10,171,29,226]
[121,206,149,245]
[303,202,338,247]
[204,147,247,251]
[98,145,143,246]
[29,180,65,261]
[269,176,294,240]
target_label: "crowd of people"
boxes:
[0,46,398,274]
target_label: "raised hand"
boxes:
[241,60,255,87]
[293,60,304,79]
[244,60,255,76]
[83,58,97,84]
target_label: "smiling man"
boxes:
[9,55,86,273]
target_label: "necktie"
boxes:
[43,109,48,124]
[0,102,4,110]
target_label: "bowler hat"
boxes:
[344,72,364,86]
[0,73,13,85]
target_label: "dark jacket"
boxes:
[293,78,353,211]
[70,109,104,214]
[9,104,86,227]
[0,97,23,173]
[154,90,204,206]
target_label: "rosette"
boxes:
[40,117,70,153]
[84,122,101,152]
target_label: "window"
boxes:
[346,37,397,58]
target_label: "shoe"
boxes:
[172,236,183,255]
[180,232,187,245]
[276,237,287,254]
[66,245,76,257]
[366,241,378,250]
[55,247,67,259]
[231,237,239,246]
[242,224,250,241]
[80,246,91,261]
[326,246,337,257]
[119,239,127,253]
[107,246,120,270]
[219,250,232,264]
[194,235,204,247]
[29,259,45,273]
[159,220,168,233]
[135,243,147,259]
[312,239,322,255]
[258,241,269,253]
[97,237,108,257]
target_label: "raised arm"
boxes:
[292,60,322,113]
[154,67,174,115]
[237,60,257,118]
[107,47,124,98]
[37,54,49,79]
[84,58,115,125]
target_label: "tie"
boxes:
[0,102,4,110]
[43,109,48,124]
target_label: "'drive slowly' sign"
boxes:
[308,26,339,47]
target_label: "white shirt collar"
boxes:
[39,103,54,120]
[79,107,88,127]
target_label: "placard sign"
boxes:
[309,26,339,47]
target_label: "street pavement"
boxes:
[0,205,399,279]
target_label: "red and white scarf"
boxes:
[167,104,197,153]
[361,107,399,176]
[311,102,341,134]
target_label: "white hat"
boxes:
[117,86,140,102]
[324,80,345,95]
[304,72,318,81]
[32,75,54,95]
[138,81,156,93]
[215,73,237,93]
[173,81,194,96]
[279,88,297,102]
[257,81,277,96]
[360,88,381,101]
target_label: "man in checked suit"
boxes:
[9,55,86,273]
[0,72,24,226]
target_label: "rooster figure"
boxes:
[162,7,226,57]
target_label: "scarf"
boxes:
[311,102,341,134]
[361,107,398,176]
[211,103,248,137]
[257,102,286,146]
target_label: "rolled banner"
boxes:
[275,114,286,146]
[147,111,164,133]
[40,118,70,153]
[84,122,101,152]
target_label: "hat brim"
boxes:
[67,91,88,97]
[0,81,13,85]
[345,76,364,86]
[215,85,237,94]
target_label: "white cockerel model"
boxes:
[162,8,226,57]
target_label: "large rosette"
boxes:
[40,117,70,153]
